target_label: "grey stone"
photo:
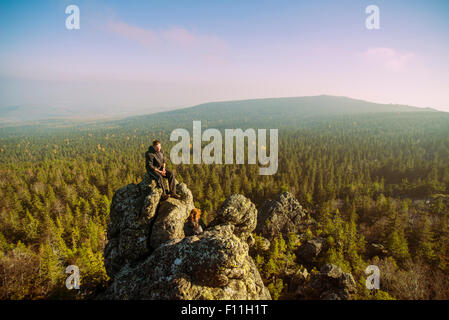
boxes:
[255,192,308,240]
[100,176,271,300]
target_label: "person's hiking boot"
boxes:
[170,193,181,200]
[161,194,170,201]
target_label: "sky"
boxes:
[1,0,449,117]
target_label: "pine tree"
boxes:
[38,242,62,295]
[387,230,410,263]
[415,214,436,263]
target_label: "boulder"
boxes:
[104,175,162,278]
[102,224,270,299]
[255,192,309,240]
[149,183,195,249]
[100,177,271,300]
[296,237,326,264]
[209,194,258,245]
[258,237,271,251]
[321,263,343,279]
[309,264,357,300]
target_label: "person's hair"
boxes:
[152,139,161,146]
[189,208,201,223]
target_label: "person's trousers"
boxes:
[153,169,176,195]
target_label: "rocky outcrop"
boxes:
[208,194,257,246]
[149,183,195,249]
[290,264,357,300]
[255,192,311,240]
[105,224,269,299]
[310,264,357,300]
[104,175,162,278]
[100,174,271,300]
[252,191,358,300]
[296,237,327,265]
[104,173,194,278]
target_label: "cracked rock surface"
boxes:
[99,173,271,300]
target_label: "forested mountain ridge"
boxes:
[98,95,441,131]
[0,95,439,132]
[0,96,448,299]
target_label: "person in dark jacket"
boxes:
[184,208,205,236]
[145,139,181,200]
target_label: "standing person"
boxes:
[145,139,181,200]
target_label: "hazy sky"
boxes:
[1,0,449,116]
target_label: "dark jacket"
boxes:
[183,220,206,237]
[145,145,166,173]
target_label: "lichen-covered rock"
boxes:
[105,173,168,279]
[309,264,356,300]
[102,224,270,299]
[251,191,358,300]
[149,183,195,249]
[140,180,162,220]
[255,192,309,240]
[100,177,271,300]
[104,237,122,279]
[339,272,357,293]
[296,237,326,264]
[258,237,271,251]
[289,264,356,300]
[209,194,257,245]
[320,263,343,279]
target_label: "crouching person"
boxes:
[184,208,205,236]
[145,139,181,200]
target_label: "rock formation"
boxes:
[208,194,257,246]
[291,264,357,300]
[295,237,327,265]
[255,191,312,240]
[100,174,359,300]
[254,191,358,300]
[99,173,271,300]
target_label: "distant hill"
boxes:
[170,95,434,116]
[0,95,441,129]
[113,95,439,130]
